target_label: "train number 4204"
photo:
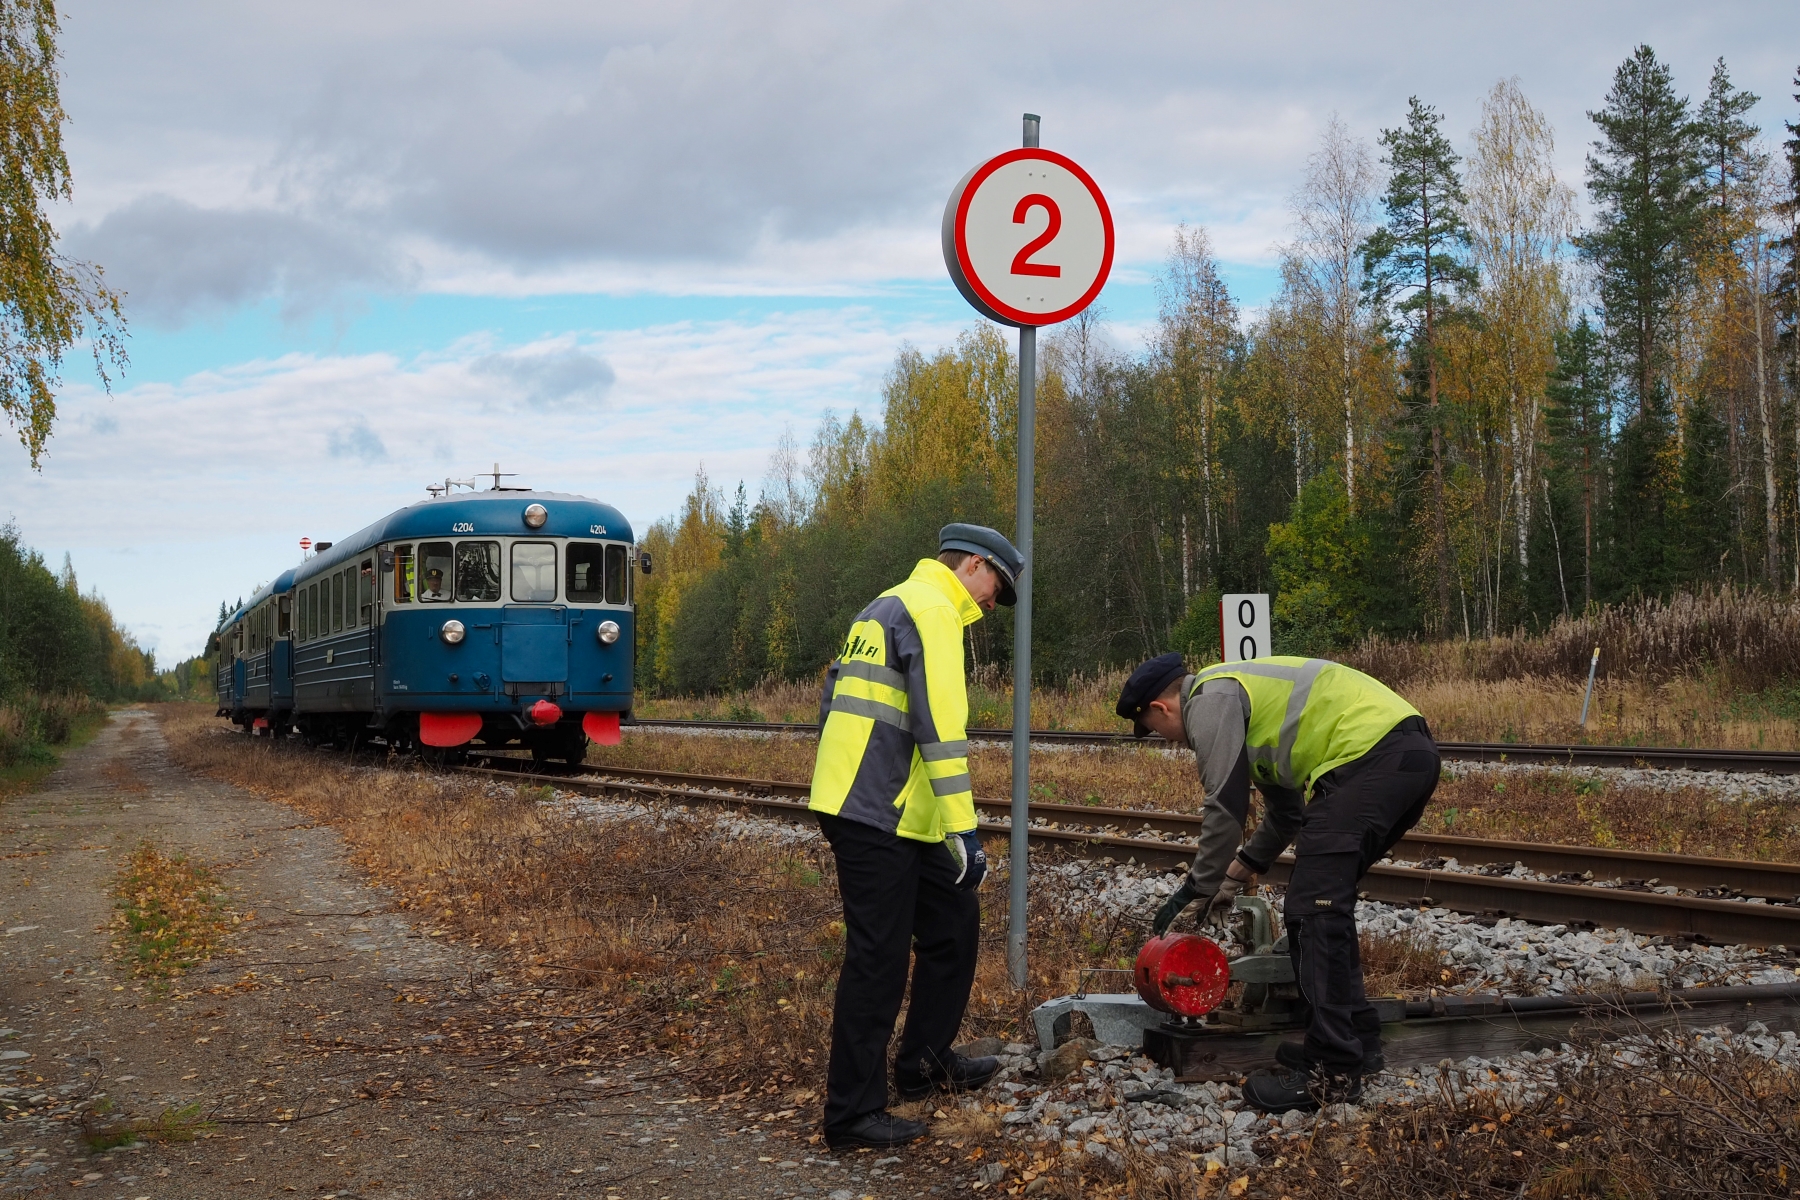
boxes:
[451,522,475,533]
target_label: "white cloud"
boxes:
[55,1,1799,322]
[0,306,965,659]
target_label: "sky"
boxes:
[1,0,1794,661]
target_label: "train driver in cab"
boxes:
[421,568,450,601]
[1116,652,1440,1114]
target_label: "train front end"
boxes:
[369,491,638,760]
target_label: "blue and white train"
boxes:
[213,483,643,761]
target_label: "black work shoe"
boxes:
[824,1110,929,1151]
[1242,1066,1364,1115]
[1275,1039,1384,1076]
[893,1053,1001,1100]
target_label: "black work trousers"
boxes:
[1283,717,1440,1068]
[817,812,980,1134]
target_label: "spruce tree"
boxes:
[1543,317,1610,610]
[1361,97,1478,630]
[1579,45,1703,595]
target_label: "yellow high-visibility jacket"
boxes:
[1188,656,1420,795]
[808,558,982,843]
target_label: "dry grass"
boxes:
[1425,769,1800,862]
[1362,927,1460,996]
[586,729,1207,813]
[637,585,1800,749]
[110,843,237,978]
[1253,1024,1800,1199]
[591,730,1800,864]
[154,705,1130,1092]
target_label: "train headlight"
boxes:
[522,503,548,529]
[596,619,621,645]
[440,619,466,645]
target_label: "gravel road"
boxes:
[0,711,951,1200]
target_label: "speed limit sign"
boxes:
[941,147,1114,327]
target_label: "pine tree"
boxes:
[1579,45,1703,595]
[1362,97,1479,631]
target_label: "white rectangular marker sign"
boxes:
[1219,594,1271,663]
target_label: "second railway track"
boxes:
[630,718,1800,773]
[463,756,1800,947]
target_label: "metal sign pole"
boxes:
[1008,112,1040,991]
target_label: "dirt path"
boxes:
[0,710,941,1200]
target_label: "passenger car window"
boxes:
[566,542,603,602]
[605,545,627,604]
[279,595,291,636]
[360,560,375,623]
[512,542,556,602]
[455,541,501,602]
[418,542,453,602]
[332,572,345,632]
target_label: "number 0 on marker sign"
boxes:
[942,148,1114,328]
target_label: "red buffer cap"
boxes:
[529,699,563,726]
[1134,933,1231,1017]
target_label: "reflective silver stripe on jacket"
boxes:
[829,693,910,731]
[929,771,973,796]
[835,659,907,691]
[918,739,969,762]
[1193,659,1329,789]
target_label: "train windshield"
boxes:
[455,541,502,602]
[566,542,604,603]
[512,542,557,602]
[418,542,453,601]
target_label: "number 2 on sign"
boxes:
[1010,194,1062,278]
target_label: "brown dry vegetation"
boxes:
[154,704,1141,1095]
[1251,1025,1800,1200]
[638,586,1800,749]
[588,730,1800,864]
[1424,769,1800,862]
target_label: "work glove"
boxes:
[1202,874,1244,927]
[1152,880,1203,936]
[947,830,987,890]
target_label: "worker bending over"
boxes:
[808,524,1024,1150]
[1115,653,1440,1113]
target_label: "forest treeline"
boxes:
[0,524,161,766]
[634,50,1800,697]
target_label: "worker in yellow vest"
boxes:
[809,524,1023,1150]
[1115,653,1440,1113]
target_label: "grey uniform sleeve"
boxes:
[1239,783,1305,873]
[1182,680,1252,896]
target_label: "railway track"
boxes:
[628,717,1800,774]
[463,756,1800,947]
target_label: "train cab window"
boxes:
[360,560,375,624]
[279,595,291,636]
[393,545,415,603]
[605,544,628,604]
[418,543,453,601]
[566,542,603,603]
[455,541,501,602]
[511,542,556,603]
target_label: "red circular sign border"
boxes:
[952,147,1115,328]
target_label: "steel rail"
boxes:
[466,757,1800,946]
[626,718,1800,774]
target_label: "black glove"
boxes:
[947,831,987,890]
[1152,880,1203,936]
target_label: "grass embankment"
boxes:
[0,693,109,799]
[589,731,1800,864]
